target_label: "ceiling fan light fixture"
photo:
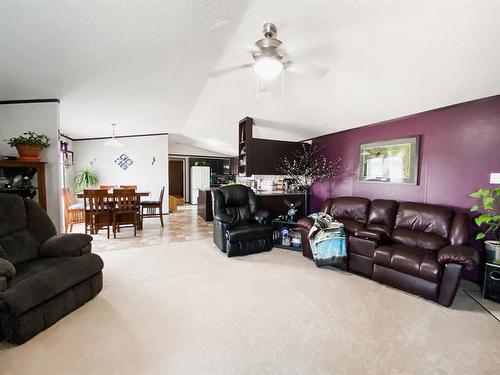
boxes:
[253,56,283,80]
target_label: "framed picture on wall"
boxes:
[358,135,420,185]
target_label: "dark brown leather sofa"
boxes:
[297,197,479,307]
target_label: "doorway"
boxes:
[169,159,184,201]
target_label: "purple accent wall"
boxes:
[311,95,500,210]
[311,95,500,282]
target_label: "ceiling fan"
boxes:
[209,22,291,80]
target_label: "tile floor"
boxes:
[72,204,213,253]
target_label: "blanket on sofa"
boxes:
[308,212,347,267]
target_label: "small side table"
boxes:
[272,219,302,252]
[483,262,500,303]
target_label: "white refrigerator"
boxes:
[191,166,210,204]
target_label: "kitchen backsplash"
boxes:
[236,175,286,191]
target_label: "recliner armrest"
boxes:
[0,258,15,292]
[41,234,93,258]
[214,213,235,225]
[297,217,314,231]
[252,210,270,225]
[437,245,479,271]
[354,229,385,243]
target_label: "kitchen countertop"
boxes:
[197,187,302,196]
[253,190,303,196]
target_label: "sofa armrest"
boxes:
[354,229,385,243]
[0,258,16,292]
[41,234,93,258]
[214,213,235,225]
[297,217,314,231]
[437,245,479,271]
[252,210,270,225]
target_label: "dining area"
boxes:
[63,185,165,239]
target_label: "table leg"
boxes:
[137,195,143,230]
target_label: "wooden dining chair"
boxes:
[112,189,139,238]
[83,189,113,239]
[121,185,137,190]
[141,187,165,227]
[62,187,85,233]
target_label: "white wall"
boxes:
[168,141,232,157]
[0,102,62,230]
[72,135,169,211]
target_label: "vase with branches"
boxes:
[74,166,99,193]
[276,143,342,215]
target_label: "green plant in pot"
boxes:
[5,131,50,161]
[74,166,99,193]
[470,188,500,263]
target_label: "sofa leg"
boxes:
[437,263,463,307]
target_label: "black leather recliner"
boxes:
[0,193,103,344]
[212,185,273,257]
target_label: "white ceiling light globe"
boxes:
[253,57,283,80]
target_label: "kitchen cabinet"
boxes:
[238,117,308,176]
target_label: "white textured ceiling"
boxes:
[1,1,500,156]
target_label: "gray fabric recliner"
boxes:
[0,193,103,344]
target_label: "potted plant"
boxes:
[5,131,50,161]
[470,188,500,263]
[74,166,99,193]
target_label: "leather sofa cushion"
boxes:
[227,224,273,242]
[437,245,479,271]
[395,202,454,238]
[392,228,449,251]
[329,197,370,224]
[338,219,365,235]
[215,185,259,223]
[366,199,398,237]
[374,244,441,283]
[297,217,314,231]
[1,254,104,316]
[355,229,384,242]
[449,213,469,245]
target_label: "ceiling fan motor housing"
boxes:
[263,22,277,38]
[255,23,283,59]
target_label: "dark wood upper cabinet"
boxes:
[238,117,307,176]
[188,157,232,176]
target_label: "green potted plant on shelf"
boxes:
[470,187,500,263]
[74,166,99,193]
[5,131,50,161]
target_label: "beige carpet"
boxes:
[1,239,499,374]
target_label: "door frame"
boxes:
[168,156,188,202]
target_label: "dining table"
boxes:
[77,189,150,230]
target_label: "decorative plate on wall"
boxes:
[115,153,133,170]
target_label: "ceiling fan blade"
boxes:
[285,60,331,78]
[208,63,253,78]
